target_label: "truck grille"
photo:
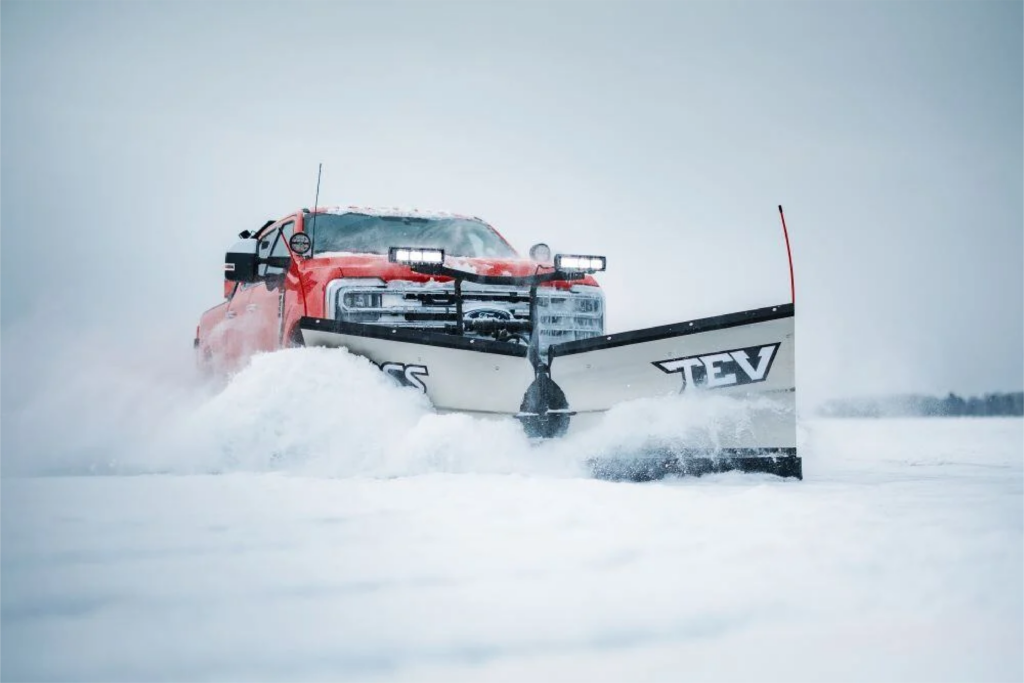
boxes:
[326,280,604,349]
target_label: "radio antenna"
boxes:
[291,163,322,325]
[309,163,323,239]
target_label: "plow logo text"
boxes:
[654,343,780,391]
[378,362,429,393]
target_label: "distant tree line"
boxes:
[818,392,1024,418]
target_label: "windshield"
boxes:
[308,212,518,259]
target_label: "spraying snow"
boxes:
[155,347,564,478]
[6,344,787,480]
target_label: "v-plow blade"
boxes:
[299,302,798,480]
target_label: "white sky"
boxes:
[2,0,1021,403]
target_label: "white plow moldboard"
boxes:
[299,321,535,416]
[299,303,798,477]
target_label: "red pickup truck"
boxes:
[195,206,604,376]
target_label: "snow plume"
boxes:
[551,392,791,461]
[1,327,535,477]
[3,321,783,479]
[148,347,569,478]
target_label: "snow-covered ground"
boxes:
[2,350,1021,682]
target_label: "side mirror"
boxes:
[224,238,259,283]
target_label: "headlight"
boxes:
[574,316,603,329]
[325,278,386,321]
[343,292,383,308]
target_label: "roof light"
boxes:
[555,254,606,273]
[389,246,445,266]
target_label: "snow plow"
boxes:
[196,205,800,480]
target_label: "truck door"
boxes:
[240,220,295,354]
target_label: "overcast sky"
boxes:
[2,0,1021,406]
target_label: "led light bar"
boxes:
[555,254,606,273]
[388,246,445,266]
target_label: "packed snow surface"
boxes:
[2,348,1021,682]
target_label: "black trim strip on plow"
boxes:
[299,316,530,357]
[587,448,802,481]
[550,303,795,358]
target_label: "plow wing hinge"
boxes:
[516,369,571,439]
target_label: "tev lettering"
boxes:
[654,343,780,391]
